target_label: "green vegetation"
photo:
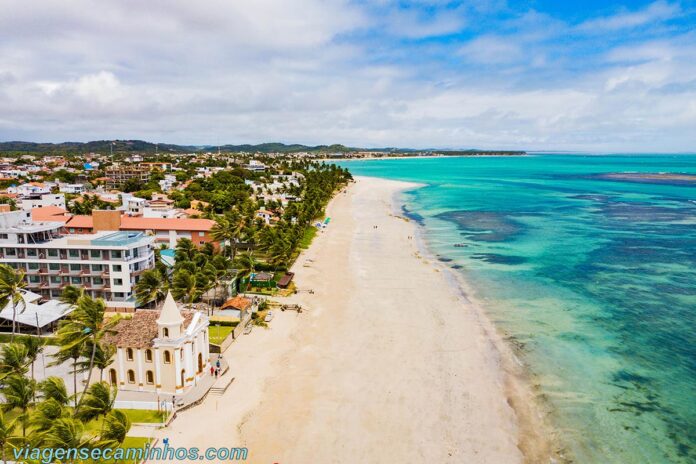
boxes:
[208,325,234,345]
[119,409,166,424]
[299,226,318,249]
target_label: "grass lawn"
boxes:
[299,226,318,249]
[208,325,233,345]
[121,408,166,424]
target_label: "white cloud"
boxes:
[0,0,694,152]
[577,1,680,32]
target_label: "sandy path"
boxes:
[155,176,523,463]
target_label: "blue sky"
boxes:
[0,0,695,151]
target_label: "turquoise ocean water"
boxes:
[335,155,696,464]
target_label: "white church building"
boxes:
[105,292,211,395]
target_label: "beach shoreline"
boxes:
[155,175,553,463]
[392,185,561,463]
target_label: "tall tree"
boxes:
[135,269,169,307]
[98,409,131,448]
[54,295,117,412]
[0,264,28,342]
[1,374,35,437]
[0,410,19,464]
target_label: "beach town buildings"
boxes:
[62,210,217,248]
[104,292,210,395]
[20,193,66,210]
[105,165,151,189]
[0,209,155,311]
[58,183,87,194]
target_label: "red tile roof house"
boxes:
[61,210,218,248]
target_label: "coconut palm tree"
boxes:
[0,410,19,464]
[76,382,117,431]
[44,417,93,453]
[234,253,256,292]
[54,295,117,413]
[171,269,201,304]
[0,264,28,342]
[1,374,35,437]
[18,336,44,385]
[84,342,116,382]
[28,398,66,434]
[49,340,81,408]
[98,409,131,448]
[175,238,196,262]
[37,376,70,406]
[0,343,28,384]
[135,269,169,307]
[59,285,85,306]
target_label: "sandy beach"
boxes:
[156,176,531,463]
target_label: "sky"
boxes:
[0,0,695,152]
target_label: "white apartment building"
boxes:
[59,183,87,194]
[20,194,66,211]
[159,174,177,192]
[0,210,155,311]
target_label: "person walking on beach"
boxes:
[210,365,214,376]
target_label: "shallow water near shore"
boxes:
[336,154,696,463]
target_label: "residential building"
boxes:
[243,160,266,172]
[59,183,87,194]
[105,165,151,189]
[20,193,66,210]
[64,210,217,248]
[0,210,155,311]
[104,292,210,395]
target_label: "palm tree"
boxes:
[38,376,70,406]
[1,374,35,437]
[49,339,81,408]
[77,341,115,382]
[54,295,117,413]
[0,410,19,464]
[59,285,85,306]
[171,269,201,304]
[76,382,117,432]
[29,397,66,433]
[18,336,44,385]
[175,238,196,262]
[0,343,28,380]
[98,409,131,448]
[0,264,28,342]
[44,417,93,453]
[234,253,256,292]
[135,269,168,307]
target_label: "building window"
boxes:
[113,265,122,272]
[91,264,103,272]
[146,370,154,384]
[5,248,16,256]
[180,349,183,360]
[27,249,37,257]
[145,349,152,362]
[126,348,134,361]
[90,250,101,259]
[93,277,103,285]
[163,350,171,363]
[29,276,40,283]
[69,249,79,258]
[70,264,81,271]
[49,263,60,270]
[69,228,75,233]
[70,277,81,285]
[28,262,39,270]
[163,328,169,338]
[199,232,205,237]
[127,370,135,383]
[48,249,58,257]
[0,234,7,240]
[114,278,123,286]
[50,276,61,284]
[111,250,122,259]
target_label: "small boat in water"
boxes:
[454,243,468,248]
